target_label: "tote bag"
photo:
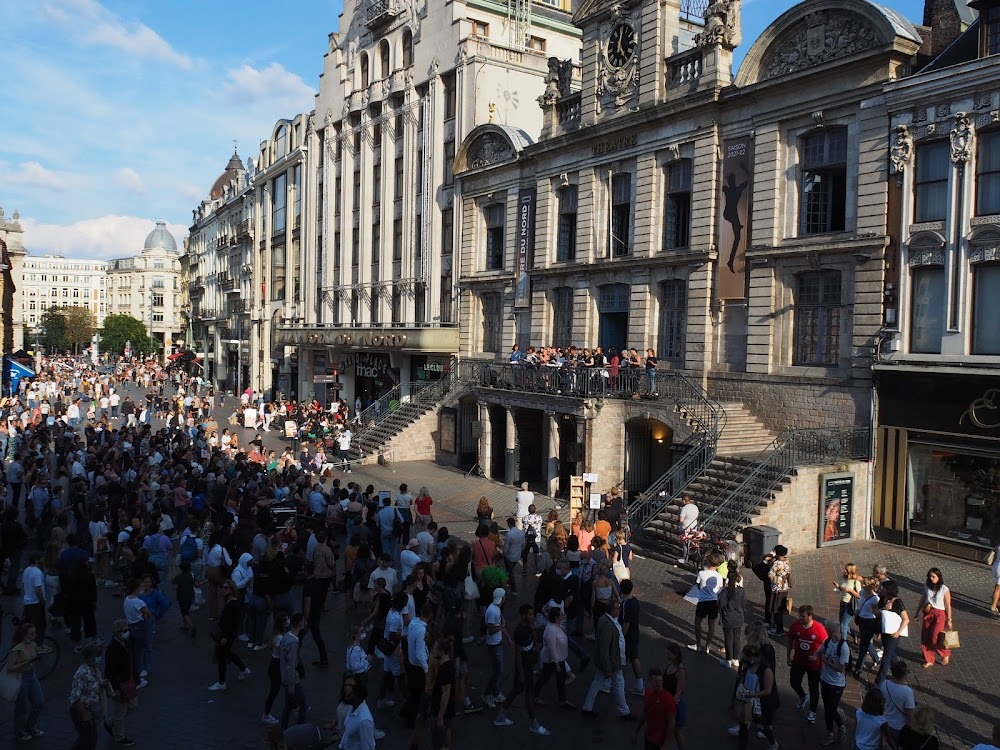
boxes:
[0,661,20,702]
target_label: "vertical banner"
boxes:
[515,187,536,309]
[717,136,753,300]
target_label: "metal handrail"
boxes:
[699,427,871,542]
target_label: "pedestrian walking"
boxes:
[881,661,915,744]
[767,545,792,635]
[633,667,676,750]
[855,688,893,750]
[664,642,688,750]
[731,644,779,750]
[852,576,883,678]
[689,553,723,653]
[208,579,252,691]
[103,620,138,747]
[677,495,699,565]
[7,622,46,741]
[875,581,909,687]
[534,606,571,707]
[914,567,953,668]
[786,604,827,724]
[279,613,309,730]
[68,643,105,750]
[580,599,634,720]
[718,566,746,668]
[834,562,862,641]
[817,624,850,746]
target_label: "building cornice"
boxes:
[883,57,1000,108]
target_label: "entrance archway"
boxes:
[624,417,673,496]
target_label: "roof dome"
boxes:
[143,221,178,254]
[210,151,244,200]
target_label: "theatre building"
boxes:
[874,1,1000,562]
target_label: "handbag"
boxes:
[939,629,960,649]
[0,659,20,702]
[785,595,794,614]
[463,563,479,601]
[612,559,630,581]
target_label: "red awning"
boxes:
[167,352,184,360]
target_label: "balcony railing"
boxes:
[556,93,581,130]
[366,0,400,27]
[668,48,703,90]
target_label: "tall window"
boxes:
[272,173,287,234]
[290,239,301,299]
[610,173,632,257]
[272,243,286,300]
[440,275,453,324]
[391,285,402,324]
[664,159,692,249]
[393,219,403,261]
[441,208,454,256]
[334,176,342,216]
[360,53,369,88]
[552,287,573,346]
[351,228,360,267]
[556,186,578,262]
[275,126,287,159]
[976,130,1000,216]
[352,170,361,208]
[914,141,949,223]
[443,73,457,120]
[485,204,505,270]
[293,165,302,224]
[973,263,1000,353]
[350,290,359,323]
[793,270,841,366]
[800,128,847,235]
[402,30,413,67]
[658,280,687,360]
[910,265,945,354]
[443,140,456,186]
[379,40,390,79]
[371,223,381,276]
[372,163,382,204]
[986,6,1000,56]
[394,156,404,200]
[482,293,502,352]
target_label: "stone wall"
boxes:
[750,461,871,557]
[707,372,871,434]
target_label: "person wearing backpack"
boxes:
[818,624,851,746]
[731,644,779,750]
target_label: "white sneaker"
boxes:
[686,644,700,651]
[208,682,227,691]
[137,679,149,689]
[493,717,514,727]
[237,634,250,642]
[104,580,118,588]
[374,729,386,740]
[729,659,740,669]
[238,668,252,681]
[768,743,779,750]
[795,693,810,710]
[565,672,576,685]
[253,643,267,651]
[530,723,550,736]
[139,670,148,678]
[261,714,279,725]
[728,725,740,737]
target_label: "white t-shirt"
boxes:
[338,432,352,451]
[925,584,949,610]
[516,490,534,519]
[22,566,45,605]
[205,545,232,569]
[854,710,887,750]
[881,681,916,731]
[679,503,699,531]
[819,638,850,687]
[696,569,723,602]
[400,549,420,580]
[485,603,503,646]
[384,609,403,640]
[89,520,109,543]
[368,566,399,593]
[415,530,436,563]
[123,595,147,625]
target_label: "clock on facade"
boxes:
[607,22,636,68]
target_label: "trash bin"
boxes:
[742,525,780,569]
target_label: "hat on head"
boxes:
[406,538,419,549]
[493,588,506,604]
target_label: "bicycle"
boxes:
[0,609,61,680]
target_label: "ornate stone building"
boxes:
[0,207,27,354]
[873,0,1000,562]
[453,0,922,494]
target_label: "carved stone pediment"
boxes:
[467,133,514,169]
[759,11,883,81]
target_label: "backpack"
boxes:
[180,535,199,562]
[392,510,403,538]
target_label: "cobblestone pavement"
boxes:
[2,413,997,749]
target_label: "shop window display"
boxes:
[908,443,1000,549]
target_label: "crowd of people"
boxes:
[0,354,999,750]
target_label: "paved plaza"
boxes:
[2,429,998,749]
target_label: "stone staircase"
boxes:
[715,402,778,455]
[633,454,793,564]
[632,401,780,564]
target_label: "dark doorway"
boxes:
[517,410,544,485]
[489,406,507,480]
[624,418,673,496]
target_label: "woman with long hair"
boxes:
[914,567,953,668]
[852,576,883,678]
[475,497,494,523]
[897,705,939,750]
[731,644,778,750]
[261,612,289,725]
[834,562,862,641]
[7,621,45,741]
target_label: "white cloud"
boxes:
[223,63,316,113]
[0,161,69,192]
[18,215,186,260]
[41,0,193,69]
[114,167,145,194]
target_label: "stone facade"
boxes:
[19,255,108,329]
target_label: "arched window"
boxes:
[402,30,413,67]
[360,53,369,88]
[379,40,390,79]
[275,125,287,159]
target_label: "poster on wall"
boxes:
[439,408,457,454]
[819,471,854,547]
[716,135,754,301]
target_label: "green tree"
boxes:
[51,305,96,354]
[100,314,156,357]
[39,307,67,353]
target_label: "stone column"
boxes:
[546,411,560,497]
[478,401,492,479]
[575,415,586,476]
[505,406,517,486]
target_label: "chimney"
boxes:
[921,0,967,57]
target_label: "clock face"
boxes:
[607,22,636,68]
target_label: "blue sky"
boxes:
[0,0,924,260]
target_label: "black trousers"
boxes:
[23,601,46,642]
[534,661,567,703]
[789,664,820,711]
[820,680,845,733]
[68,604,97,642]
[215,640,247,684]
[70,710,98,750]
[305,579,330,664]
[403,661,426,725]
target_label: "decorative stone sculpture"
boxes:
[950,112,972,164]
[696,0,742,50]
[761,12,881,80]
[468,134,514,169]
[889,125,912,183]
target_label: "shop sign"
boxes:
[332,333,408,348]
[880,370,1000,438]
[818,472,854,547]
[341,352,391,379]
[424,361,445,373]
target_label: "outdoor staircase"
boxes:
[714,402,779,455]
[349,357,459,462]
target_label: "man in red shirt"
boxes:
[633,667,676,750]
[786,603,828,723]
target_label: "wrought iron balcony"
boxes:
[366,0,400,28]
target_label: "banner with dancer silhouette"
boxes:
[717,135,753,300]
